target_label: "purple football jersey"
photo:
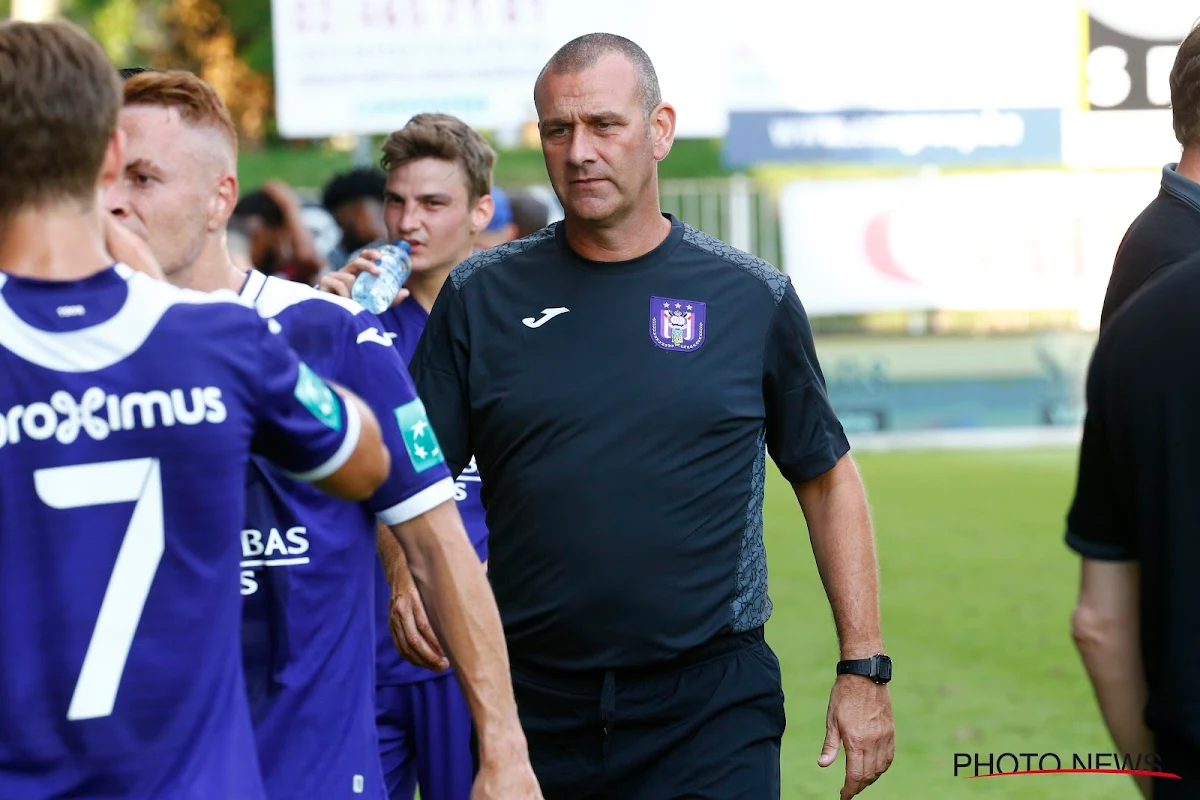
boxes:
[0,265,362,799]
[374,297,488,686]
[237,271,455,799]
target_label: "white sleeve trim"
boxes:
[375,477,456,526]
[284,395,362,482]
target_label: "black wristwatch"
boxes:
[836,654,892,684]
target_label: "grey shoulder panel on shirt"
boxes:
[681,224,789,305]
[450,225,557,291]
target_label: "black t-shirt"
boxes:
[1066,253,1200,750]
[410,214,849,672]
[1099,166,1200,328]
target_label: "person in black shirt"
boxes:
[1099,23,1200,328]
[409,32,894,800]
[1066,252,1200,798]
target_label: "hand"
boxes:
[388,574,449,672]
[818,675,895,800]
[471,753,544,800]
[318,249,410,306]
[290,240,328,285]
[103,214,165,281]
[261,179,301,210]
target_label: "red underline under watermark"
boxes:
[967,769,1181,780]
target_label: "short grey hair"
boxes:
[536,32,662,118]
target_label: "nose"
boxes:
[566,127,597,168]
[396,202,421,236]
[104,182,130,219]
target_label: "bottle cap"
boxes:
[391,239,411,253]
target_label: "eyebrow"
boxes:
[541,111,630,128]
[384,191,454,203]
[125,157,163,174]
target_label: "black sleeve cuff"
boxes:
[1064,528,1137,561]
[774,432,852,485]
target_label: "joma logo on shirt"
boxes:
[240,526,310,596]
[0,387,227,448]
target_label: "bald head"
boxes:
[536,33,661,118]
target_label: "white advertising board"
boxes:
[271,0,1089,139]
[270,0,734,138]
[779,169,1163,320]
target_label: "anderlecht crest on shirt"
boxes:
[649,296,706,352]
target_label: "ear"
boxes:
[98,127,127,191]
[650,102,677,162]
[469,193,495,236]
[208,172,239,232]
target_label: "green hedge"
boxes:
[238,137,730,195]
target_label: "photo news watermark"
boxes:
[954,752,1182,780]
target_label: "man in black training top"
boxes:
[408,33,895,800]
[1066,248,1200,799]
[1099,21,1200,327]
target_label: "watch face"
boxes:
[874,656,892,682]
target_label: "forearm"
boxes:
[269,186,313,254]
[267,185,325,281]
[1071,559,1152,797]
[795,458,883,659]
[1075,623,1153,759]
[376,520,410,589]
[389,501,523,761]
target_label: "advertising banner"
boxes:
[724,109,1063,168]
[271,0,1083,139]
[779,170,1162,319]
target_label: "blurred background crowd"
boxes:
[11,0,1191,445]
[224,170,562,285]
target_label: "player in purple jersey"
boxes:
[105,71,541,800]
[0,21,393,800]
[320,114,499,800]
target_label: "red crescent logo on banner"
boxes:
[864,209,917,283]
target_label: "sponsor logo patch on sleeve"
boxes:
[394,399,445,472]
[293,362,342,431]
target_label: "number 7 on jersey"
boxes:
[34,458,165,721]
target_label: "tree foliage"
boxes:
[59,0,276,144]
[164,0,272,141]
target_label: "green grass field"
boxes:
[765,446,1139,799]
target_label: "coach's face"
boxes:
[536,54,674,226]
[383,157,492,274]
[105,105,235,280]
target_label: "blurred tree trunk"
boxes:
[166,0,272,144]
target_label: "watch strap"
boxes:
[836,654,892,684]
[836,657,874,677]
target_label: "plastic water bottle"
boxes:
[351,240,412,314]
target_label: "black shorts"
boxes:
[501,627,786,800]
[1154,738,1200,799]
